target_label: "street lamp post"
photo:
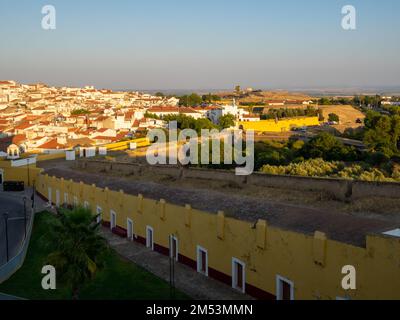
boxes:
[3,213,9,262]
[23,196,27,239]
[27,157,30,187]
[31,183,35,211]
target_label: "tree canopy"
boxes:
[44,207,107,299]
[363,111,400,158]
[178,93,203,107]
[219,114,235,129]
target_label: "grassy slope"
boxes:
[0,212,188,300]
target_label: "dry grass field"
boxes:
[318,105,365,132]
[216,90,312,104]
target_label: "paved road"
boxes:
[0,293,23,300]
[0,192,30,266]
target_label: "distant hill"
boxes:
[215,90,312,104]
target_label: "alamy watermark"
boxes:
[41,5,56,30]
[39,5,356,32]
[146,121,255,176]
[341,5,356,30]
[341,265,356,290]
[41,265,56,290]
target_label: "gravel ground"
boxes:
[39,160,397,247]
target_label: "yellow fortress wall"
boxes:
[35,173,400,300]
[238,116,320,132]
[0,159,43,186]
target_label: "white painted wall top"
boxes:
[11,157,37,167]
[383,229,400,238]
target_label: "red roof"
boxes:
[179,107,199,114]
[0,81,13,85]
[147,106,180,113]
[14,123,35,130]
[37,139,65,150]
[95,116,109,121]
[12,134,27,145]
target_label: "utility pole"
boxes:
[169,236,176,299]
[27,157,30,187]
[31,183,36,211]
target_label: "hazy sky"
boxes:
[0,0,399,90]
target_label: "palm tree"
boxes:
[45,206,107,299]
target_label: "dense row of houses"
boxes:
[0,81,268,155]
[0,81,321,157]
[0,81,181,152]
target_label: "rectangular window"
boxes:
[146,226,154,250]
[64,193,68,205]
[96,206,102,223]
[276,275,294,300]
[127,218,134,240]
[55,190,60,207]
[196,246,208,276]
[110,210,116,229]
[48,187,52,204]
[232,258,245,293]
[169,235,178,261]
[84,201,89,209]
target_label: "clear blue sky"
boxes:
[0,0,399,90]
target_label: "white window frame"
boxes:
[73,196,78,206]
[64,192,69,205]
[55,190,60,207]
[169,235,179,261]
[48,187,52,204]
[96,206,102,223]
[110,210,116,229]
[127,218,134,240]
[232,258,246,293]
[83,201,89,209]
[146,226,154,250]
[196,245,208,276]
[276,275,295,300]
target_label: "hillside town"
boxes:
[1,80,330,156]
[0,80,183,153]
[0,81,246,154]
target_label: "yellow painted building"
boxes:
[238,116,320,132]
[0,158,42,186]
[30,172,400,300]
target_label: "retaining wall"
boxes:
[76,159,400,202]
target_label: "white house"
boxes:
[179,107,203,120]
[207,101,248,124]
[147,106,180,118]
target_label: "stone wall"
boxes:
[76,159,400,202]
